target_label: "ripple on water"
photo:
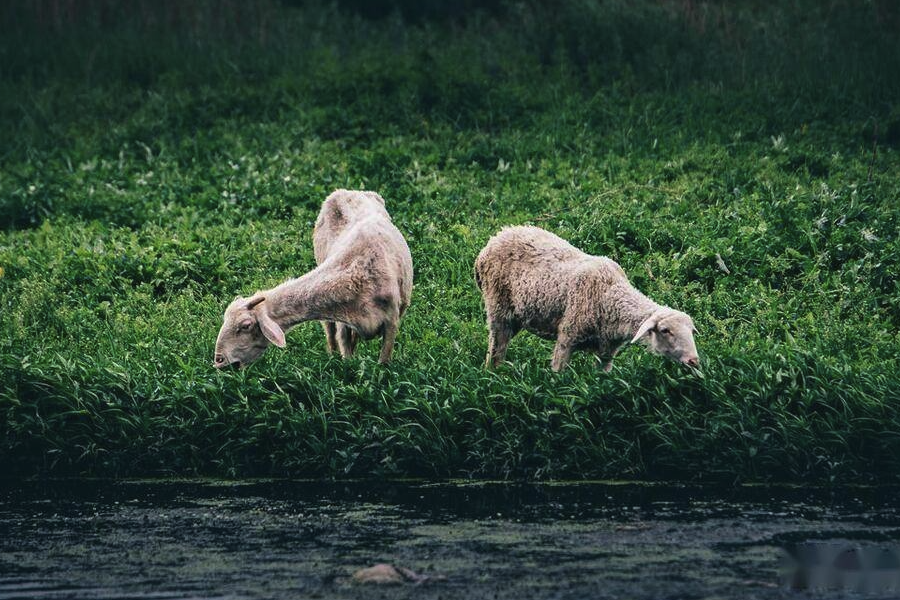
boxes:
[1,480,898,600]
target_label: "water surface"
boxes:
[1,480,898,599]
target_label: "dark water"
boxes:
[1,480,899,600]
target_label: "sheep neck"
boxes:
[611,284,660,341]
[261,268,351,330]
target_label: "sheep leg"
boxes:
[347,329,359,356]
[322,321,338,354]
[593,348,618,373]
[551,335,574,372]
[486,321,514,368]
[604,346,623,372]
[593,357,614,372]
[378,320,399,364]
[337,324,358,358]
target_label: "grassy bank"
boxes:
[1,1,899,481]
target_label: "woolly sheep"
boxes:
[474,225,699,372]
[214,189,413,368]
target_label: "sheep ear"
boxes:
[256,309,286,348]
[245,294,265,310]
[245,295,286,348]
[631,315,657,344]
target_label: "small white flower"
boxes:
[861,229,878,242]
[27,185,36,194]
[283,175,292,183]
[771,134,787,152]
[497,158,510,173]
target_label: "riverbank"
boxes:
[1,0,899,481]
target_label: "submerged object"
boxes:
[352,564,442,585]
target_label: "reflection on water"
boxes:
[1,480,898,599]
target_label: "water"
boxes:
[1,480,898,599]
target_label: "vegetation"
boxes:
[1,0,899,481]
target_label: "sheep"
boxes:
[474,225,699,372]
[214,189,413,369]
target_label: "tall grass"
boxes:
[1,1,899,481]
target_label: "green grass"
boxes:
[1,0,900,481]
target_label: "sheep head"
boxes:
[214,294,285,369]
[631,307,700,368]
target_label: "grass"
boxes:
[1,0,899,482]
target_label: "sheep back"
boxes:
[475,226,628,339]
[312,189,412,317]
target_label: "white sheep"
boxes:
[474,225,699,372]
[214,189,413,368]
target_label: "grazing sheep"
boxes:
[474,225,699,372]
[214,189,413,368]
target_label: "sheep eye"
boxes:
[658,327,671,336]
[238,319,254,331]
